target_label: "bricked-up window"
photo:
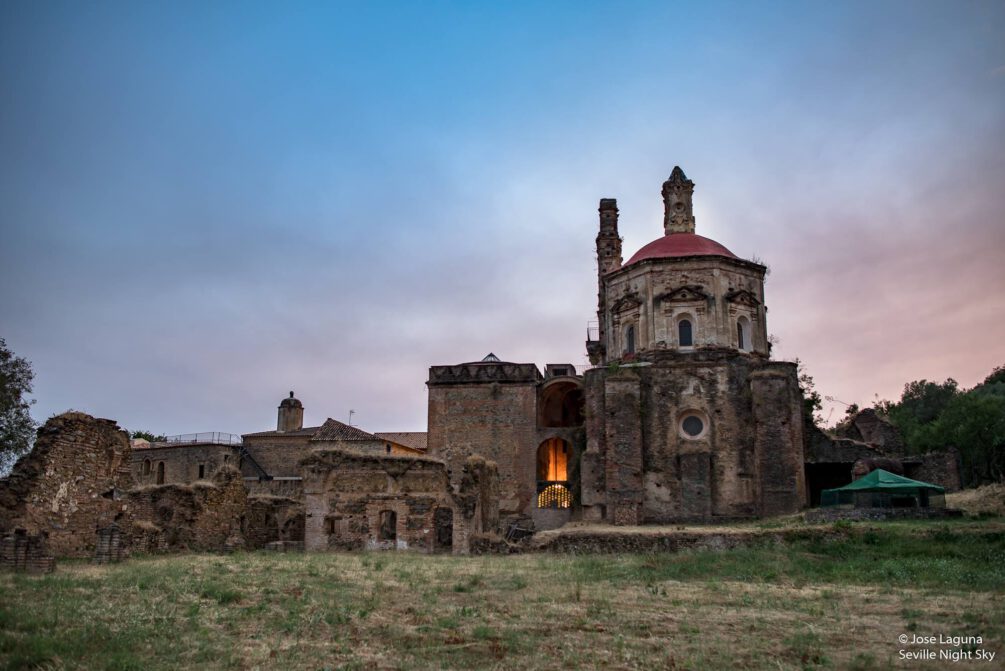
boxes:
[679,319,693,347]
[378,510,397,542]
[537,438,572,509]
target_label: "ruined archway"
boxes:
[538,380,585,428]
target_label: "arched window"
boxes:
[737,316,751,351]
[156,461,165,485]
[142,459,151,476]
[625,325,636,354]
[678,319,693,347]
[536,438,572,509]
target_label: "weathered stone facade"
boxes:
[0,412,134,558]
[427,358,585,529]
[301,450,498,554]
[578,170,807,524]
[125,467,249,553]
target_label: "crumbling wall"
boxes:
[834,408,904,453]
[302,450,497,554]
[905,449,963,492]
[246,496,305,549]
[0,412,134,558]
[0,530,55,573]
[124,466,247,553]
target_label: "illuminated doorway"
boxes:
[536,438,572,508]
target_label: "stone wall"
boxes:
[131,443,237,486]
[240,435,314,478]
[124,467,248,553]
[0,412,134,558]
[581,352,806,524]
[427,363,540,519]
[0,530,55,573]
[905,449,962,493]
[302,450,498,554]
[246,496,305,549]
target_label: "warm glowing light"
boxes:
[537,484,572,509]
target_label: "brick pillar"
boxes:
[603,371,644,525]
[751,367,806,516]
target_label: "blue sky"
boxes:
[2,1,1003,434]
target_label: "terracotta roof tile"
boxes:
[310,418,379,442]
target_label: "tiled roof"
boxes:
[375,432,428,452]
[242,425,321,439]
[624,233,739,266]
[310,418,379,442]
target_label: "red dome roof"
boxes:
[624,233,738,266]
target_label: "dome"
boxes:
[279,391,302,408]
[624,233,738,266]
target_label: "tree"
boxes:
[0,338,37,473]
[795,358,823,427]
[881,378,961,454]
[131,430,167,443]
[926,393,1005,485]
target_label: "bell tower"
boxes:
[662,166,695,234]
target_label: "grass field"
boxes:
[2,519,1004,670]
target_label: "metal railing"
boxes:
[161,432,243,446]
[586,321,599,342]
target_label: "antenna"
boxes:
[348,409,355,426]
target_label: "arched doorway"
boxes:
[156,461,165,485]
[536,438,571,509]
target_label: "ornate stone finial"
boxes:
[662,166,695,235]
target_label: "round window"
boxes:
[681,415,704,438]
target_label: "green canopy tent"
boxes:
[820,469,946,509]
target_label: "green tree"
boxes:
[795,358,823,427]
[131,430,167,443]
[0,338,37,473]
[881,379,960,454]
[928,393,1005,485]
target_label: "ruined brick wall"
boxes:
[130,443,237,486]
[0,412,134,558]
[834,408,904,454]
[245,496,305,549]
[302,450,496,554]
[0,530,55,573]
[905,449,963,492]
[582,352,806,524]
[427,363,540,519]
[124,467,247,553]
[244,478,303,499]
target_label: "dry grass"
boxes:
[1,521,1003,670]
[948,483,1005,517]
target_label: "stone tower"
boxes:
[580,168,806,525]
[277,391,304,432]
[596,198,622,275]
[662,165,696,234]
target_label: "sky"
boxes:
[1,0,1003,436]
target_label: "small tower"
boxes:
[277,391,304,432]
[662,166,696,234]
[596,198,622,275]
